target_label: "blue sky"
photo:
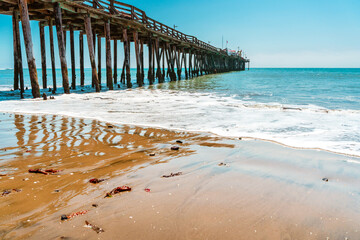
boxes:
[0,0,359,68]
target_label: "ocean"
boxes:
[0,68,359,156]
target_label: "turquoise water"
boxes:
[1,68,359,110]
[163,68,360,110]
[1,68,360,156]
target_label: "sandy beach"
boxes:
[0,0,359,238]
[0,112,359,239]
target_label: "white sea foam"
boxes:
[1,88,360,156]
[0,86,13,91]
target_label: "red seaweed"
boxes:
[89,178,106,184]
[61,210,88,221]
[105,186,131,198]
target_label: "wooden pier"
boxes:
[0,0,250,98]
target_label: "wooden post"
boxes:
[164,43,171,80]
[92,29,96,53]
[199,53,202,75]
[176,48,182,80]
[105,20,113,90]
[70,25,76,89]
[39,22,47,89]
[204,54,207,74]
[18,0,40,98]
[54,3,70,94]
[152,44,155,82]
[113,39,117,84]
[193,52,196,76]
[49,19,56,93]
[79,32,84,86]
[194,52,199,76]
[12,11,19,91]
[183,49,188,79]
[168,45,176,81]
[148,36,153,84]
[162,46,165,79]
[189,49,192,78]
[172,46,177,81]
[122,29,131,88]
[166,43,175,81]
[97,34,101,86]
[120,61,125,84]
[84,15,100,92]
[154,38,163,82]
[63,29,67,50]
[199,53,202,76]
[133,32,142,86]
[140,39,144,85]
[13,11,24,98]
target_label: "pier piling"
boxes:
[79,32,84,86]
[49,19,56,93]
[70,24,76,90]
[39,22,47,89]
[105,20,113,90]
[54,2,69,94]
[97,34,101,87]
[12,11,19,91]
[18,0,40,98]
[122,28,131,88]
[113,39,117,84]
[84,15,100,92]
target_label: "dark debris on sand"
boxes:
[28,169,61,175]
[1,188,21,197]
[162,172,182,178]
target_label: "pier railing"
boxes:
[78,0,221,54]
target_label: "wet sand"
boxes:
[1,113,360,239]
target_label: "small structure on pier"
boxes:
[0,0,250,98]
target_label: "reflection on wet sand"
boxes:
[0,113,199,238]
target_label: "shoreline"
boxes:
[1,113,360,239]
[1,110,360,159]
